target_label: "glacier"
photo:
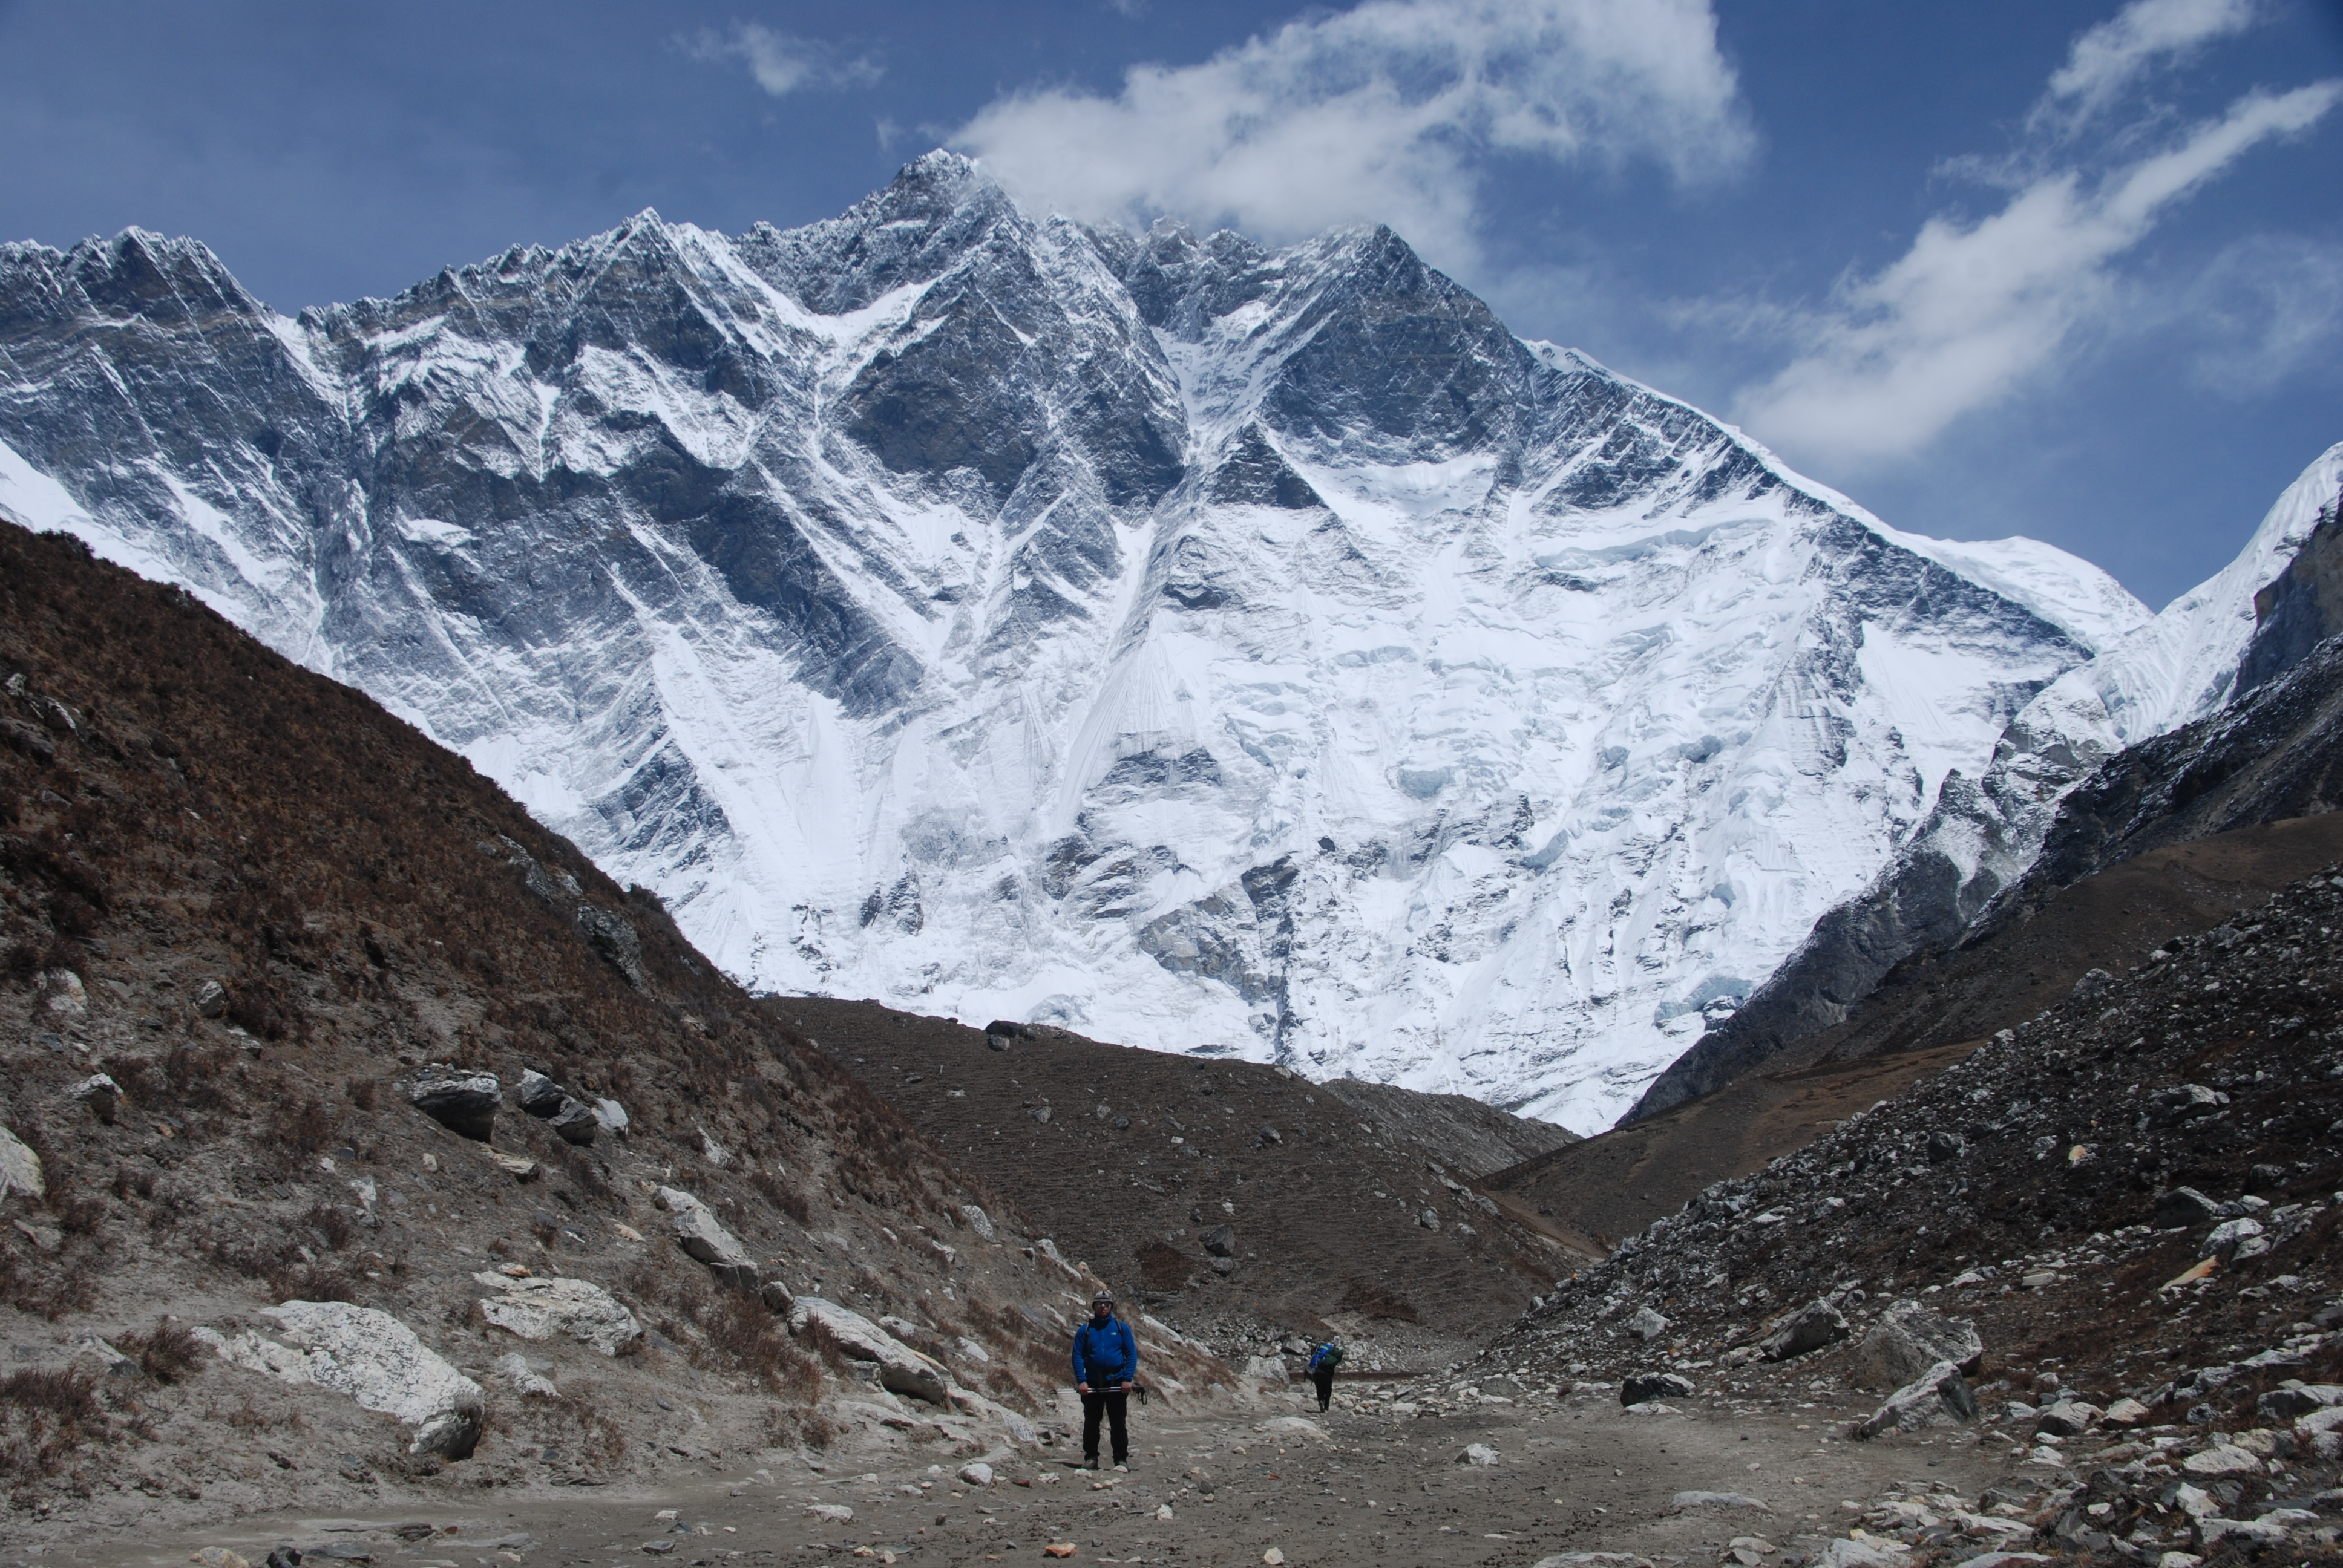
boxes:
[0,149,2279,1132]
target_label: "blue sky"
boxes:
[2,0,2337,610]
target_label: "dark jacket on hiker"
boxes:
[1072,1316,1138,1386]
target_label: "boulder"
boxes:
[959,1204,997,1240]
[408,1067,499,1142]
[1457,1443,1499,1466]
[1622,1372,1696,1407]
[1202,1224,1237,1258]
[2154,1187,2223,1229]
[1244,1356,1290,1383]
[655,1186,758,1292]
[788,1297,952,1404]
[2034,1400,2101,1436]
[38,968,87,1018]
[1759,1299,1850,1362]
[494,1351,559,1397]
[516,1070,570,1117]
[2180,1445,2263,1477]
[192,977,229,1018]
[2202,1218,2264,1260]
[2258,1382,2343,1421]
[0,1125,44,1201]
[2149,1085,2225,1129]
[1847,1300,1982,1390]
[1627,1306,1670,1341]
[1418,1207,1442,1232]
[574,906,645,989]
[958,1462,994,1487]
[592,1097,628,1136]
[1927,1130,1964,1163]
[473,1272,643,1355]
[547,1099,600,1146]
[1811,1540,1898,1568]
[1852,1359,1978,1439]
[2103,1397,2153,1426]
[66,1071,121,1124]
[198,1301,483,1457]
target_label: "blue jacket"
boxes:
[1071,1316,1138,1386]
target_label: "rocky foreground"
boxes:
[1414,859,2343,1565]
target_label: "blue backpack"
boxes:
[1308,1342,1343,1373]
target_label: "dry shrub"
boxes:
[343,1075,379,1112]
[162,1042,232,1111]
[283,1097,337,1155]
[268,1263,358,1304]
[300,1201,352,1251]
[749,1165,811,1224]
[0,1367,102,1480]
[705,1294,822,1399]
[117,1318,203,1384]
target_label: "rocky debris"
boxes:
[654,1186,759,1292]
[0,1123,42,1200]
[473,1272,644,1355]
[1621,1373,1695,1407]
[1848,1299,1982,1390]
[1757,1298,1849,1361]
[407,1067,499,1141]
[787,1298,952,1405]
[195,1302,484,1457]
[65,1070,120,1123]
[1851,1359,1978,1438]
[494,1351,559,1397]
[1201,1224,1236,1258]
[1627,1306,1670,1341]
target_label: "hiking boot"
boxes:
[1113,1462,1128,1472]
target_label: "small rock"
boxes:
[1927,1130,1964,1163]
[1628,1306,1670,1341]
[548,1099,600,1146]
[517,1070,571,1117]
[191,1550,251,1568]
[1457,1443,1498,1466]
[67,1071,122,1123]
[958,1462,994,1487]
[2202,1218,2264,1260]
[2154,1187,2223,1228]
[0,1125,47,1201]
[656,1186,758,1292]
[2197,1519,2289,1548]
[1622,1373,1695,1407]
[192,977,229,1018]
[1533,1557,1654,1568]
[1671,1491,1769,1511]
[958,1204,996,1240]
[1202,1224,1236,1258]
[1262,1552,1285,1567]
[2148,1085,2225,1129]
[2180,1445,2263,1477]
[1418,1207,1441,1232]
[2102,1396,2152,1425]
[408,1067,499,1141]
[804,1504,853,1523]
[1812,1540,1898,1568]
[1028,1105,1052,1125]
[593,1097,629,1136]
[38,967,88,1018]
[1758,1299,1850,1362]
[2071,968,2114,1002]
[494,1351,559,1397]
[487,1149,539,1180]
[2019,1271,2057,1290]
[2033,1400,2100,1436]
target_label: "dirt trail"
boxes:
[63,1380,2011,1568]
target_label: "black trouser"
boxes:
[1081,1388,1129,1463]
[1311,1367,1334,1411]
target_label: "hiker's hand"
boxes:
[1076,1382,1090,1394]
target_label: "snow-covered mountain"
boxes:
[0,151,2230,1130]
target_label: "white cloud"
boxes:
[681,23,881,97]
[2184,233,2343,394]
[2040,0,2261,128]
[1734,79,2340,469]
[951,0,1750,266]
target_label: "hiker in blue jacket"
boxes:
[1072,1290,1138,1469]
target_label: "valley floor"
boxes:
[41,1380,2015,1568]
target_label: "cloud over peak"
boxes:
[951,0,1752,267]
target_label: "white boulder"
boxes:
[0,1125,43,1201]
[197,1301,483,1457]
[788,1298,953,1405]
[655,1186,757,1289]
[473,1272,643,1355]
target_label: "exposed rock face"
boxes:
[0,152,2177,1129]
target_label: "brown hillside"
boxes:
[0,521,1225,1541]
[791,1000,1584,1370]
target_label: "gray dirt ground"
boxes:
[48,1378,2010,1568]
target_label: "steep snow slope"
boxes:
[1630,442,2343,1119]
[0,153,2152,1130]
